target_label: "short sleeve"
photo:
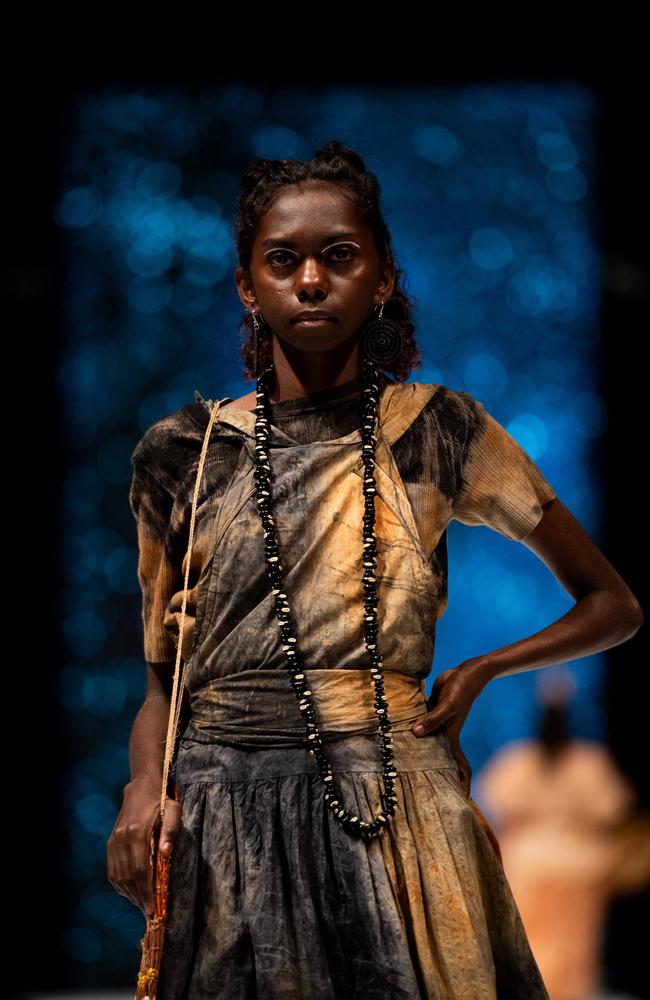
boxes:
[129,458,184,664]
[452,397,557,541]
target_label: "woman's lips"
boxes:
[292,317,337,326]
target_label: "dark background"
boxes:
[8,58,648,997]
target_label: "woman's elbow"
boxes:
[608,588,644,638]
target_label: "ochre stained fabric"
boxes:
[129,371,556,999]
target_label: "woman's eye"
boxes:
[268,250,295,267]
[328,245,355,262]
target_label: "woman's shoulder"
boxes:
[395,379,482,430]
[132,405,197,464]
[131,392,238,491]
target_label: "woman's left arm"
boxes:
[411,496,644,795]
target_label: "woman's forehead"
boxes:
[257,184,365,239]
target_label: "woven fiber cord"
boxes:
[159,397,224,821]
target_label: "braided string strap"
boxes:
[159,396,224,821]
[135,395,225,1000]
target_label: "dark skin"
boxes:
[107,670,190,918]
[230,178,396,407]
[108,179,644,918]
[411,502,643,798]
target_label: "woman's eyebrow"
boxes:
[261,231,362,248]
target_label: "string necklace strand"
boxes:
[252,356,399,841]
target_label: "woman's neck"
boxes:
[268,372,364,412]
[267,339,362,403]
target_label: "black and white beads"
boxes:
[251,357,399,841]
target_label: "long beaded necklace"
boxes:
[252,355,399,841]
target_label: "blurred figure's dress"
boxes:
[477,738,637,1000]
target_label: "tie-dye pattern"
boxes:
[129,372,555,998]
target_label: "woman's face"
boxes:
[236,180,395,355]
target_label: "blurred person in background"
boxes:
[476,668,650,1000]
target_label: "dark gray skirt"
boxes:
[154,725,549,999]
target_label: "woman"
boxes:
[107,139,643,999]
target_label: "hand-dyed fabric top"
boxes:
[130,371,555,998]
[129,372,557,708]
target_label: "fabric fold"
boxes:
[188,668,430,748]
[158,732,549,999]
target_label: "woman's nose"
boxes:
[295,256,329,291]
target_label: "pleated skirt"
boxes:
[154,726,550,999]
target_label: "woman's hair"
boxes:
[231,139,422,382]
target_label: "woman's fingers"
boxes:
[135,830,156,917]
[107,793,182,919]
[427,669,453,706]
[412,705,451,736]
[158,797,183,858]
[113,823,155,915]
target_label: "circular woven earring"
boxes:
[360,301,405,367]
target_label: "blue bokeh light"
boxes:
[56,185,103,229]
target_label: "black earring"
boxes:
[251,310,268,377]
[360,301,404,367]
[251,311,259,376]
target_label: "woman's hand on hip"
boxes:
[410,659,489,798]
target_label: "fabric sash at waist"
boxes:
[187,668,429,748]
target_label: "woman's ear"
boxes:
[378,257,397,303]
[235,265,257,312]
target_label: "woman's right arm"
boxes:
[108,437,192,915]
[107,661,188,918]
